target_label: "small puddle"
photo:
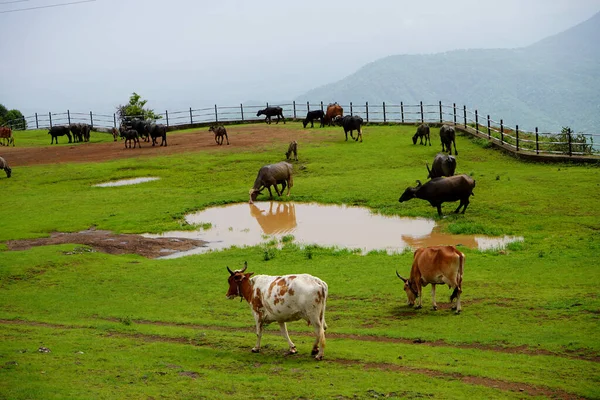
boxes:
[145,202,522,258]
[94,177,160,187]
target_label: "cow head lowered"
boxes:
[396,270,418,306]
[398,174,475,217]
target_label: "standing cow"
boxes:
[226,262,328,360]
[335,115,363,142]
[0,127,14,147]
[323,103,343,126]
[146,123,167,146]
[209,124,230,145]
[48,126,72,144]
[439,125,458,155]
[257,107,285,124]
[303,110,325,128]
[396,245,464,313]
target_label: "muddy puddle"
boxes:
[94,177,160,187]
[144,202,523,258]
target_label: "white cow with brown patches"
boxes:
[226,262,328,360]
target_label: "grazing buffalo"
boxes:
[334,115,363,142]
[323,103,343,126]
[257,107,285,124]
[0,126,14,146]
[413,123,431,146]
[396,245,464,313]
[226,262,328,360]
[398,174,475,217]
[285,140,298,161]
[48,126,72,144]
[146,123,167,146]
[439,124,458,155]
[303,110,325,128]
[426,153,457,179]
[249,161,293,204]
[0,156,12,178]
[209,124,229,145]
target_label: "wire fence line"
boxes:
[2,100,598,158]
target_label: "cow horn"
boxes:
[426,162,431,177]
[227,266,234,275]
[396,270,407,282]
[415,180,422,187]
[240,261,247,273]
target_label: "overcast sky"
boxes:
[1,0,599,115]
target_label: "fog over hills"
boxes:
[295,12,600,132]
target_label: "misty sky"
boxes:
[2,0,600,115]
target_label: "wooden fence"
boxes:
[3,101,599,159]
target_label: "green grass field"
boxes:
[1,123,599,399]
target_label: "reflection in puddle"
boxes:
[94,177,160,187]
[145,202,523,258]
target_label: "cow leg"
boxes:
[225,133,229,145]
[453,140,458,156]
[278,322,297,355]
[252,322,264,353]
[345,131,348,141]
[267,186,275,199]
[358,128,363,142]
[427,134,431,146]
[436,204,443,217]
[454,198,470,214]
[431,284,438,310]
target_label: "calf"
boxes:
[396,245,464,313]
[209,124,230,145]
[0,156,11,178]
[120,127,141,149]
[303,110,325,128]
[285,140,298,161]
[0,126,14,146]
[249,161,293,204]
[426,153,457,179]
[334,115,363,142]
[48,126,72,144]
[226,262,328,360]
[439,124,458,155]
[412,123,431,146]
[111,127,119,142]
[257,107,285,124]
[398,174,475,217]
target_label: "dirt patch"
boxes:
[2,124,334,167]
[5,228,207,259]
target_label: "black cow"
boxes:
[413,123,431,146]
[426,153,457,179]
[69,123,84,143]
[257,107,285,124]
[120,128,141,149]
[146,123,167,146]
[48,126,72,144]
[334,115,363,142]
[126,119,150,142]
[81,124,91,142]
[303,110,325,128]
[398,174,475,217]
[439,125,458,155]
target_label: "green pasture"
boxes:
[1,123,599,399]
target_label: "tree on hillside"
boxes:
[0,104,7,124]
[116,92,162,125]
[0,105,27,130]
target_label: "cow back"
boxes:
[412,246,464,287]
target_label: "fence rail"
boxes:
[2,101,598,159]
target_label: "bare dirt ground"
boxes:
[2,124,331,257]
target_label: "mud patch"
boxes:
[4,227,207,258]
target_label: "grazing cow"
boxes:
[334,115,363,142]
[120,128,141,149]
[412,123,431,146]
[146,123,167,146]
[303,110,325,128]
[209,124,230,145]
[398,174,476,217]
[396,245,464,313]
[0,126,14,147]
[323,103,343,126]
[226,262,328,360]
[0,156,12,178]
[439,124,458,155]
[257,107,285,124]
[285,140,298,161]
[426,153,457,179]
[48,126,72,144]
[249,161,293,204]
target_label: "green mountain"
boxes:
[296,12,600,133]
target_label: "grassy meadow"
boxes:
[1,123,599,399]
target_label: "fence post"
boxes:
[400,102,404,123]
[214,105,218,123]
[350,102,353,116]
[320,101,324,112]
[22,116,25,130]
[439,101,443,123]
[475,110,479,134]
[35,113,39,129]
[535,127,539,154]
[420,101,424,123]
[165,110,169,127]
[463,105,467,128]
[453,103,457,125]
[500,119,504,144]
[366,102,369,122]
[90,111,93,128]
[240,104,244,121]
[114,113,117,128]
[383,102,386,123]
[568,129,572,156]
[67,110,71,125]
[190,107,193,124]
[49,112,52,128]
[307,101,310,111]
[487,115,490,139]
[293,101,296,119]
[516,125,519,151]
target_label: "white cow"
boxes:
[226,262,328,360]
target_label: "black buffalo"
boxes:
[334,115,363,142]
[120,128,141,149]
[398,174,475,217]
[412,123,431,146]
[257,107,285,124]
[146,123,167,146]
[125,119,151,142]
[48,126,72,144]
[426,153,457,179]
[303,110,325,128]
[439,124,458,155]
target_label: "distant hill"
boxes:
[295,12,600,133]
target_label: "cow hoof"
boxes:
[314,354,324,361]
[251,348,260,353]
[415,305,422,310]
[455,310,462,315]
[311,348,319,356]
[432,306,438,311]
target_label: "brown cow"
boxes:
[0,126,14,147]
[323,103,343,126]
[396,245,464,313]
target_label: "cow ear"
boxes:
[245,272,254,278]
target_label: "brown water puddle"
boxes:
[145,202,522,258]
